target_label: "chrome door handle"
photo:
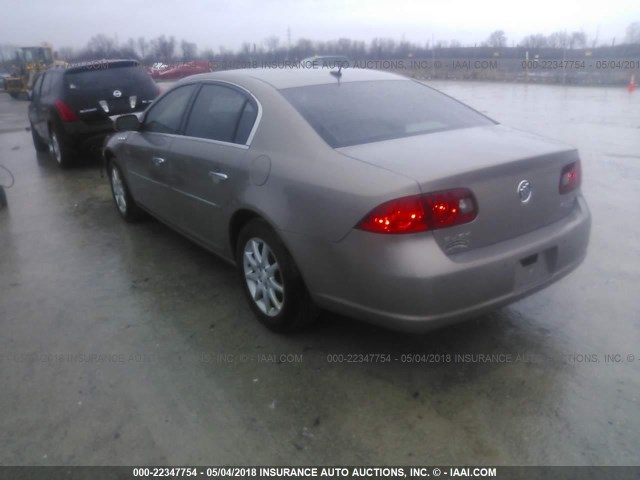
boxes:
[208,171,228,181]
[152,156,165,166]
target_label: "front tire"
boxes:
[236,219,318,333]
[48,126,75,168]
[108,161,144,222]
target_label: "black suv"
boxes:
[29,59,159,168]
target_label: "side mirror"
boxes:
[115,114,141,132]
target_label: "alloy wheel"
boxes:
[50,133,61,164]
[243,238,284,317]
[111,167,127,214]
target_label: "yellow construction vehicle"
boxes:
[3,46,55,99]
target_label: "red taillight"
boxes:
[559,160,581,194]
[55,99,79,122]
[356,195,427,234]
[357,188,477,234]
[424,189,478,229]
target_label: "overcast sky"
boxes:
[1,0,638,51]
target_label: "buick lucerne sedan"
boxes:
[103,68,591,333]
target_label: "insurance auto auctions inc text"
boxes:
[254,466,497,477]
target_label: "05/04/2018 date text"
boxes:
[522,60,640,69]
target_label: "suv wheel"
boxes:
[30,123,48,152]
[236,219,318,332]
[49,126,74,168]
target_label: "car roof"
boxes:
[51,59,139,74]
[302,55,350,61]
[178,67,407,90]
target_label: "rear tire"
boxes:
[30,123,48,152]
[108,161,144,222]
[236,219,318,333]
[48,125,75,168]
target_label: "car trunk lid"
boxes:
[337,125,581,253]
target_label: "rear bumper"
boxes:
[61,120,115,149]
[61,111,144,150]
[285,195,591,332]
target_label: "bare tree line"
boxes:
[1,23,639,68]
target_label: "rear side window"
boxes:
[31,74,43,99]
[40,73,53,97]
[280,80,495,148]
[143,84,197,134]
[184,84,257,144]
[235,102,258,144]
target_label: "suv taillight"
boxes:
[356,189,477,234]
[55,99,79,122]
[559,160,581,194]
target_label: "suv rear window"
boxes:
[280,80,495,148]
[64,65,155,93]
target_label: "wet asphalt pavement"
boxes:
[0,82,639,466]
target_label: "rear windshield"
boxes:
[64,65,154,92]
[280,80,495,148]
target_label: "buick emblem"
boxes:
[517,180,532,203]
[113,90,122,98]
